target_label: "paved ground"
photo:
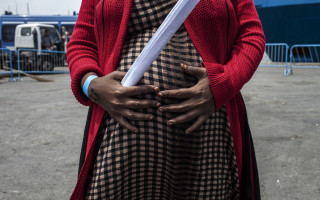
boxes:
[0,67,319,200]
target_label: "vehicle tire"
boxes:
[0,58,6,70]
[0,57,3,70]
[20,57,30,71]
[40,56,54,71]
[11,59,18,70]
[1,54,11,70]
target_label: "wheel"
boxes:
[41,59,53,71]
[20,57,31,71]
[0,54,11,70]
[40,56,54,71]
[0,58,6,70]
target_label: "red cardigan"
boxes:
[67,0,265,199]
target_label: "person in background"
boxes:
[41,29,53,50]
[67,0,265,199]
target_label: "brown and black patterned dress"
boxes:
[86,0,239,199]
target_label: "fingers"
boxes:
[125,85,159,96]
[157,64,209,99]
[158,88,194,98]
[114,109,155,133]
[109,71,127,81]
[115,115,139,133]
[185,115,208,134]
[180,63,208,79]
[126,99,161,109]
[167,110,198,126]
[159,99,201,113]
[122,109,155,121]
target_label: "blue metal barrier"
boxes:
[288,44,320,75]
[17,49,69,79]
[0,48,15,81]
[259,43,289,75]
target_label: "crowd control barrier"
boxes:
[288,44,320,75]
[0,48,15,81]
[3,44,320,83]
[259,43,289,75]
[16,49,69,80]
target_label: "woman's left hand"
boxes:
[158,64,216,134]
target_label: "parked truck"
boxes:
[2,24,67,71]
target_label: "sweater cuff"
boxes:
[202,62,233,110]
[70,64,104,106]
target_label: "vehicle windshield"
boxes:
[40,27,60,43]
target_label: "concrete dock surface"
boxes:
[0,67,319,199]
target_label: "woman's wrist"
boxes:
[81,72,98,97]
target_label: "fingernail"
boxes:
[156,103,161,107]
[158,92,163,97]
[181,63,187,68]
[185,130,190,134]
[167,121,173,126]
[158,107,163,112]
[149,115,154,120]
[154,87,159,92]
[134,129,139,133]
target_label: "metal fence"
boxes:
[287,44,320,75]
[0,48,15,81]
[259,43,289,75]
[17,49,69,77]
[2,44,320,82]
[1,48,69,81]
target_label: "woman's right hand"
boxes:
[82,71,160,133]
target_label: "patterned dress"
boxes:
[86,1,239,199]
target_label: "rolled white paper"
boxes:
[121,0,200,87]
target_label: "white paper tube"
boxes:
[121,0,200,87]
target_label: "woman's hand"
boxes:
[83,71,160,133]
[158,64,215,134]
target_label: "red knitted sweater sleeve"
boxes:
[202,0,265,110]
[66,0,103,106]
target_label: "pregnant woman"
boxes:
[67,0,265,199]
